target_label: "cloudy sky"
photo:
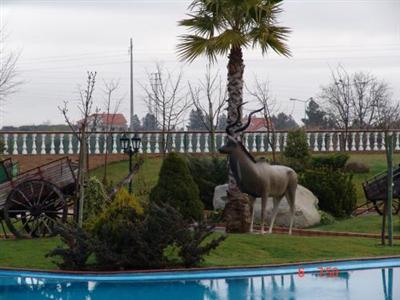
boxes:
[1,0,400,127]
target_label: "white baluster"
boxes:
[169,133,175,152]
[50,134,56,154]
[67,134,73,154]
[31,133,37,155]
[196,133,201,153]
[396,132,400,151]
[204,133,209,153]
[41,134,46,154]
[313,132,319,152]
[188,133,193,152]
[283,132,288,148]
[307,133,312,151]
[179,133,185,153]
[275,132,281,152]
[77,140,81,154]
[138,133,143,153]
[22,134,28,154]
[3,133,8,154]
[351,132,356,151]
[94,133,100,154]
[346,133,351,151]
[251,133,257,152]
[59,133,64,154]
[365,132,371,151]
[321,133,326,152]
[373,132,378,151]
[12,134,18,155]
[155,133,160,153]
[381,132,386,151]
[260,133,266,152]
[112,133,118,154]
[328,133,333,151]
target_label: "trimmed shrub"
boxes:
[90,202,224,270]
[187,156,228,210]
[283,128,310,171]
[310,153,349,171]
[344,161,370,174]
[83,177,110,223]
[47,222,94,270]
[150,153,204,221]
[300,169,357,218]
[318,210,336,225]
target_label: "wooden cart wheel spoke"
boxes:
[4,180,67,238]
[7,210,30,213]
[16,189,33,207]
[9,197,31,209]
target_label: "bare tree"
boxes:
[141,64,190,155]
[351,72,390,129]
[247,78,278,162]
[59,71,99,227]
[101,79,123,185]
[320,66,394,150]
[188,66,226,155]
[320,66,353,150]
[0,28,23,110]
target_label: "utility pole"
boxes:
[386,133,394,246]
[150,72,161,124]
[129,38,134,130]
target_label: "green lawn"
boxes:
[0,234,399,270]
[90,153,398,205]
[314,215,400,235]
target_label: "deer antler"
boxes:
[225,102,247,136]
[234,107,264,133]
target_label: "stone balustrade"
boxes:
[0,130,398,156]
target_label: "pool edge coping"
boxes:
[1,255,400,276]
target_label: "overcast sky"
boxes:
[1,0,400,127]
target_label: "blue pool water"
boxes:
[0,258,399,299]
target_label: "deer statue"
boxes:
[219,105,298,234]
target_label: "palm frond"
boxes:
[177,35,218,63]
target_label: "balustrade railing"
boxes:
[0,130,398,155]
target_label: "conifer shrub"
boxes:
[150,153,204,221]
[187,156,228,210]
[310,153,349,171]
[283,128,310,171]
[300,169,357,218]
[83,177,110,224]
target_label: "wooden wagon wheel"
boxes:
[3,180,67,238]
[373,199,400,216]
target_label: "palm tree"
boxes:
[178,0,291,231]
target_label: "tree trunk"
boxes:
[224,46,251,233]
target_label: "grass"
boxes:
[313,215,400,235]
[0,234,399,270]
[90,152,399,205]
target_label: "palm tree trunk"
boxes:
[225,46,252,233]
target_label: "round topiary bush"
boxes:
[150,152,204,221]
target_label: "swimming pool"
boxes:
[0,257,399,299]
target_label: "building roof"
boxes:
[77,113,127,128]
[244,117,273,131]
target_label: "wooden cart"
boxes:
[361,166,400,215]
[0,157,77,238]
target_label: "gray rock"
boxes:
[213,184,321,228]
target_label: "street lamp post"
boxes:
[289,97,313,121]
[120,133,142,193]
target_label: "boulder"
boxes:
[213,184,321,228]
